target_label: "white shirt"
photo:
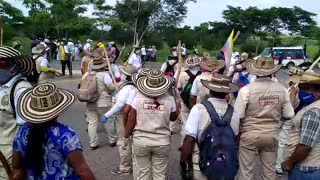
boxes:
[128,53,142,69]
[84,43,91,51]
[141,48,147,55]
[175,67,201,89]
[172,51,178,57]
[63,45,69,54]
[103,73,113,86]
[104,84,136,118]
[190,72,211,96]
[184,97,240,138]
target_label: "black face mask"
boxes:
[0,60,18,86]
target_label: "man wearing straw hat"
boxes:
[0,46,36,179]
[32,44,60,84]
[84,48,117,150]
[124,70,180,180]
[234,57,295,180]
[190,58,225,108]
[172,54,201,137]
[101,64,138,176]
[161,55,179,78]
[180,73,240,180]
[281,71,320,179]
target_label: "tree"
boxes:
[113,0,196,45]
[0,0,25,23]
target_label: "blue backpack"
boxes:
[198,101,238,180]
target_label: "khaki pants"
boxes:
[0,145,11,179]
[133,144,170,180]
[116,114,132,172]
[86,103,117,147]
[238,132,277,180]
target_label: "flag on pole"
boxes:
[222,29,235,67]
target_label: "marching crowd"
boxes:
[0,40,320,180]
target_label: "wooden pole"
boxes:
[175,41,182,89]
[103,48,118,91]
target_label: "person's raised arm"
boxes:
[11,151,25,180]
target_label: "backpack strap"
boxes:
[10,78,25,118]
[185,70,202,83]
[202,101,234,127]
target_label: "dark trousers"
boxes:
[61,60,72,76]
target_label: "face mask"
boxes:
[135,50,141,54]
[299,91,316,106]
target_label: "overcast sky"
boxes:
[4,0,320,26]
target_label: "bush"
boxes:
[5,36,32,55]
[240,40,267,54]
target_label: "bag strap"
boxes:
[10,78,25,118]
[185,70,201,83]
[202,101,234,127]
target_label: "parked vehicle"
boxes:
[255,46,312,68]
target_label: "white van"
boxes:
[256,46,311,68]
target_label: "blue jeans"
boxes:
[289,167,320,180]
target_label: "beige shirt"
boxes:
[184,98,240,170]
[131,92,176,146]
[234,77,295,136]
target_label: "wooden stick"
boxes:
[308,56,320,71]
[103,48,118,91]
[175,41,183,89]
[0,151,12,178]
[124,48,136,65]
[117,43,126,62]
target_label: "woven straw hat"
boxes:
[200,58,225,72]
[32,44,46,55]
[91,48,109,70]
[132,68,151,85]
[136,70,173,97]
[246,57,281,77]
[0,46,35,75]
[185,54,201,67]
[120,64,138,76]
[17,83,76,123]
[201,74,239,93]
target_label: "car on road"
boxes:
[255,46,312,69]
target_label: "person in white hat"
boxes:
[84,39,93,55]
[83,48,118,150]
[234,57,295,180]
[101,64,138,176]
[11,83,95,179]
[124,70,180,180]
[0,46,36,179]
[190,58,225,108]
[171,55,202,135]
[32,44,60,84]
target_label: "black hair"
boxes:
[25,120,58,178]
[218,67,225,74]
[210,91,228,99]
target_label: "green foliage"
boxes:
[5,36,31,55]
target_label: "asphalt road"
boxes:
[49,60,293,180]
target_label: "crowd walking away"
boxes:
[1,40,320,180]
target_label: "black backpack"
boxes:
[180,70,201,108]
[164,61,178,77]
[198,101,238,180]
